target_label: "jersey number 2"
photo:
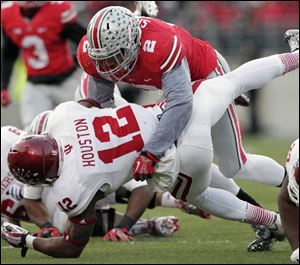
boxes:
[93,106,144,164]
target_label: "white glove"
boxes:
[134,1,158,17]
[290,248,299,263]
[1,222,29,248]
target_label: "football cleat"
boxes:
[176,200,212,219]
[269,213,286,241]
[247,214,285,252]
[248,225,276,252]
[147,216,179,237]
[284,29,299,52]
[234,94,251,107]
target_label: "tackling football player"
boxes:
[2,34,298,257]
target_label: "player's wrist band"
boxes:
[25,234,36,250]
[116,215,135,231]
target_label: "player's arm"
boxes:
[2,191,104,258]
[88,76,116,108]
[23,199,52,228]
[1,30,19,105]
[278,175,299,251]
[143,58,193,157]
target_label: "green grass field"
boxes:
[1,136,295,264]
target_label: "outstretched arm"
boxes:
[143,58,193,158]
[2,191,104,258]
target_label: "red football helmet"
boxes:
[7,134,60,186]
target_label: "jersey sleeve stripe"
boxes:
[163,44,182,74]
[160,35,178,70]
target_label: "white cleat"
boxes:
[284,29,299,52]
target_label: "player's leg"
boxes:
[20,82,53,130]
[52,69,80,105]
[212,108,286,187]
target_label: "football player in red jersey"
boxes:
[78,6,288,243]
[1,1,85,129]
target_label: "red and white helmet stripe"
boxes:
[88,8,111,50]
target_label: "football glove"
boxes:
[35,226,60,238]
[103,228,133,242]
[1,222,31,257]
[1,89,11,107]
[133,151,158,181]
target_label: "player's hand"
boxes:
[1,221,30,248]
[133,151,158,181]
[234,93,250,107]
[103,228,133,242]
[35,226,60,238]
[1,89,11,107]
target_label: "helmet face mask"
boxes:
[87,6,141,81]
[7,135,59,186]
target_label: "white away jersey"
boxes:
[46,101,159,217]
[1,126,27,220]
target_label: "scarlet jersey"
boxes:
[1,1,77,76]
[45,101,161,216]
[77,17,217,90]
[1,126,28,221]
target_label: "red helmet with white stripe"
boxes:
[7,134,59,186]
[87,6,141,81]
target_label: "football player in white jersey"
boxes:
[1,126,28,225]
[278,139,299,263]
[1,125,181,241]
[2,31,298,258]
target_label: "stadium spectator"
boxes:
[2,41,298,257]
[1,1,86,129]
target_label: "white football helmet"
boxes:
[87,6,141,82]
[286,138,299,207]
